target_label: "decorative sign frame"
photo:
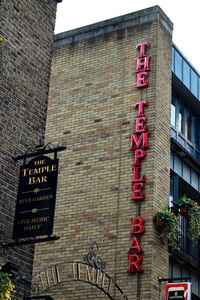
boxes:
[3,144,66,250]
[12,155,59,239]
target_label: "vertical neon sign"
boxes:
[127,42,151,273]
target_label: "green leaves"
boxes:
[178,195,200,241]
[0,269,15,300]
[153,207,180,248]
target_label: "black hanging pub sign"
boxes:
[13,155,59,239]
[3,144,66,249]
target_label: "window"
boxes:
[179,104,185,135]
[171,98,176,127]
[169,258,200,299]
[171,94,200,149]
[191,70,198,98]
[187,111,193,142]
[174,50,183,80]
[171,154,200,193]
[183,60,190,89]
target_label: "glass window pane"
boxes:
[174,154,182,176]
[173,261,181,278]
[199,176,200,192]
[191,70,198,98]
[187,111,193,142]
[183,162,190,183]
[193,116,199,149]
[183,60,190,89]
[182,266,190,279]
[199,78,200,101]
[175,50,183,80]
[169,177,174,208]
[179,105,185,135]
[191,170,198,190]
[170,152,174,169]
[192,273,199,296]
[171,99,176,127]
[172,47,175,72]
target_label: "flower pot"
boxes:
[179,206,188,217]
[155,219,165,230]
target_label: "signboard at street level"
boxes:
[166,282,192,300]
[13,155,59,239]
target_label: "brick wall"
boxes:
[33,6,173,299]
[0,0,58,298]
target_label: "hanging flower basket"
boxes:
[153,206,180,249]
[155,219,165,230]
[179,206,188,217]
[178,195,200,241]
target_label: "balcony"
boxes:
[171,203,200,268]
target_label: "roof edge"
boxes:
[54,5,173,47]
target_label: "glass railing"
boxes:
[172,44,200,101]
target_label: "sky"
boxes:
[55,0,200,73]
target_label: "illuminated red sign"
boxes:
[166,282,192,300]
[130,101,149,201]
[127,218,145,272]
[127,42,151,273]
[135,42,151,88]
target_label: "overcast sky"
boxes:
[55,0,200,73]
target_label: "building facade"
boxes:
[32,5,200,300]
[0,0,62,298]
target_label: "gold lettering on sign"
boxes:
[96,269,102,285]
[85,265,95,283]
[29,176,47,185]
[22,165,57,177]
[55,265,60,283]
[24,224,41,231]
[34,160,46,166]
[72,263,77,280]
[37,266,61,294]
[78,263,81,280]
[21,163,57,185]
[51,265,60,284]
[101,272,105,289]
[19,194,53,204]
[107,278,115,294]
[39,273,44,291]
[45,269,50,287]
[70,262,126,299]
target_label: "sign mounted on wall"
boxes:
[6,144,66,247]
[127,42,151,273]
[12,155,59,239]
[166,282,192,300]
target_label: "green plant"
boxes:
[153,206,180,249]
[0,268,15,300]
[178,195,200,241]
[178,194,197,209]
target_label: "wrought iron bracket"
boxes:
[2,236,60,253]
[158,276,191,284]
[13,143,66,163]
[24,296,53,300]
[83,241,105,271]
